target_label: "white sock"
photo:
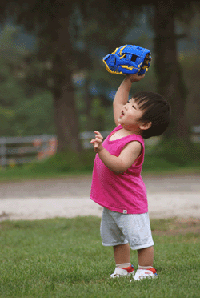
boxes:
[138,265,153,270]
[116,263,131,269]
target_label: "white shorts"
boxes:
[100,207,154,250]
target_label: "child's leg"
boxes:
[138,245,154,267]
[134,246,157,280]
[110,243,134,278]
[113,243,130,265]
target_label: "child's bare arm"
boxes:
[113,74,145,126]
[90,131,142,173]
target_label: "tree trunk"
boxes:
[153,0,189,139]
[84,72,94,131]
[53,77,81,153]
[52,15,82,153]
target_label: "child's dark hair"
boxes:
[133,91,170,139]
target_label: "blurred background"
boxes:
[0,0,200,178]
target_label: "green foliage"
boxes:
[0,25,26,136]
[0,24,55,137]
[0,6,199,153]
[0,107,15,135]
[153,139,200,167]
[30,150,95,173]
[14,91,55,136]
[0,217,200,297]
[0,23,27,63]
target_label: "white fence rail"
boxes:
[0,127,199,167]
[0,131,110,167]
[0,135,57,167]
[191,125,200,143]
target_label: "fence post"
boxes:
[0,138,6,168]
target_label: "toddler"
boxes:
[90,73,170,280]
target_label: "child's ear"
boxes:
[139,121,152,131]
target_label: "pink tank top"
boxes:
[90,125,148,214]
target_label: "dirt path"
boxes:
[0,174,200,220]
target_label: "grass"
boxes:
[0,150,94,182]
[1,146,200,183]
[0,217,200,298]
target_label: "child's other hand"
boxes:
[126,73,145,83]
[90,131,103,153]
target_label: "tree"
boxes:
[74,2,139,131]
[81,0,197,141]
[153,0,190,140]
[0,23,55,137]
[2,1,82,152]
[1,0,199,153]
[1,0,137,152]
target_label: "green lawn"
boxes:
[1,217,200,298]
[0,150,200,183]
[0,137,200,182]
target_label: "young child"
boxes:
[90,73,170,280]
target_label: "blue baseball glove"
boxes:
[102,45,151,75]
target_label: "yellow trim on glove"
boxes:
[102,59,123,74]
[119,45,127,56]
[112,47,119,54]
[121,65,138,70]
[141,65,149,70]
[120,54,126,59]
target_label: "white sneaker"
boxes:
[110,265,134,278]
[133,268,158,281]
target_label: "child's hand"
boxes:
[126,73,145,83]
[90,131,103,153]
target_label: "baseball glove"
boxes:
[102,45,151,75]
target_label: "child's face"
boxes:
[118,98,145,133]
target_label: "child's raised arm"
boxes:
[113,73,145,126]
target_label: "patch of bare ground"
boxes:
[152,218,200,236]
